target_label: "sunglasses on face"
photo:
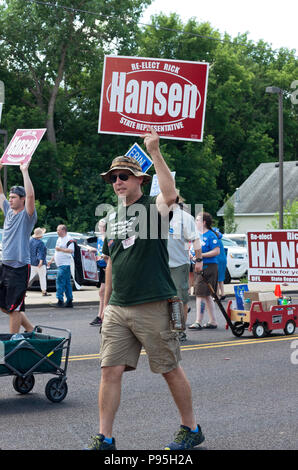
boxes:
[110,173,131,183]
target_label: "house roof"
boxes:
[217,161,298,216]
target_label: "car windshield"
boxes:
[41,233,90,252]
[233,239,247,247]
[222,237,238,247]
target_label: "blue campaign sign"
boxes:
[125,143,153,173]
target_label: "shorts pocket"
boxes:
[147,330,181,373]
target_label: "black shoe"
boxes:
[84,434,116,450]
[52,300,64,308]
[24,326,42,333]
[64,301,73,308]
[90,317,102,326]
[164,424,205,450]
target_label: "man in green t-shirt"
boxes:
[85,127,205,451]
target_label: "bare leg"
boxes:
[196,296,207,325]
[99,365,125,438]
[205,296,217,325]
[9,310,34,333]
[20,312,34,332]
[98,283,105,320]
[9,311,22,334]
[163,366,196,430]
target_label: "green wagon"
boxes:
[0,326,71,402]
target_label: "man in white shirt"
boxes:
[48,225,74,308]
[168,200,202,340]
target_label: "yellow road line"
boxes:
[63,334,298,362]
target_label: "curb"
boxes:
[27,300,99,309]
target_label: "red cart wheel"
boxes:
[252,322,266,338]
[284,320,296,335]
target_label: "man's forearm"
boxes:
[103,258,112,308]
[22,169,34,199]
[150,148,177,205]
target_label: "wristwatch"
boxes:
[195,258,203,263]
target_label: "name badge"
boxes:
[122,235,135,250]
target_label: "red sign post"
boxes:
[98,55,209,142]
[248,230,298,283]
[0,128,46,165]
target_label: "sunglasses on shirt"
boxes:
[110,173,131,183]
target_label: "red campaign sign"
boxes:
[0,128,46,166]
[98,55,209,142]
[81,249,99,282]
[247,230,298,283]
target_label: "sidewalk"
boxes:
[26,281,298,308]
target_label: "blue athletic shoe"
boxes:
[164,425,205,450]
[85,434,116,450]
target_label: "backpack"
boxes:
[67,239,84,287]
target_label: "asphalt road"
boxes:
[0,298,298,451]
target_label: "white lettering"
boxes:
[168,83,182,117]
[109,72,198,119]
[109,72,126,112]
[139,81,154,114]
[154,82,168,116]
[124,80,139,113]
[290,340,298,365]
[281,241,295,267]
[267,241,281,267]
[251,242,265,267]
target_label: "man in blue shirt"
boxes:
[29,227,49,296]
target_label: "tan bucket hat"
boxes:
[32,227,46,238]
[100,156,152,185]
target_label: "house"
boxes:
[217,161,298,232]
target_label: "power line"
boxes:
[23,0,256,48]
[19,0,297,57]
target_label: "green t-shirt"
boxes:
[102,195,176,306]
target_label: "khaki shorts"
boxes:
[170,264,190,304]
[100,300,181,374]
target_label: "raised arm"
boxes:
[20,160,35,216]
[143,127,177,214]
[0,164,6,211]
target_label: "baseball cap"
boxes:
[10,186,26,197]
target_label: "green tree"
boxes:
[223,197,238,233]
[268,199,298,229]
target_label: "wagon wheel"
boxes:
[13,375,35,394]
[252,322,266,338]
[284,320,296,336]
[232,322,245,337]
[45,377,68,403]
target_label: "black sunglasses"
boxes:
[110,173,131,183]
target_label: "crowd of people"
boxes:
[0,126,227,451]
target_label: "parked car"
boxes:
[29,231,98,290]
[221,236,248,284]
[223,233,247,248]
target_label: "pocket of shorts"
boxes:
[158,330,181,368]
[160,330,178,342]
[159,330,180,355]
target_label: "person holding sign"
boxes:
[85,127,205,451]
[0,161,37,333]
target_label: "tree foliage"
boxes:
[0,4,297,231]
